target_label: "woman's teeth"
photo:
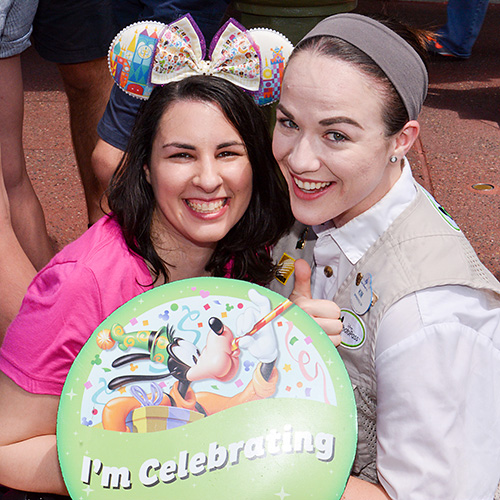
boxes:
[186,199,227,213]
[294,178,331,192]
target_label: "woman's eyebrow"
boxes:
[319,116,363,129]
[277,103,363,130]
[216,141,245,150]
[162,142,195,150]
[276,103,294,119]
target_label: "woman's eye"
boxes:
[169,152,193,159]
[325,131,347,142]
[277,117,298,130]
[217,150,239,159]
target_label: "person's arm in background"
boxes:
[342,477,391,499]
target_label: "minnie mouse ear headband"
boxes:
[301,13,428,120]
[107,14,294,106]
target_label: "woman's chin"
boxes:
[290,201,334,227]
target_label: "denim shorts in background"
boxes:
[0,0,38,58]
[32,0,116,64]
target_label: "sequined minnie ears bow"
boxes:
[108,14,293,106]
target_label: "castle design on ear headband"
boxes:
[107,14,294,106]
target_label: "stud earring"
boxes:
[389,156,398,163]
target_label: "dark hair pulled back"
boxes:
[291,16,431,136]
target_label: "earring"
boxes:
[389,156,398,163]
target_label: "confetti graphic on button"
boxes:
[244,360,255,372]
[90,355,102,366]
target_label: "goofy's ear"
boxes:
[393,120,420,159]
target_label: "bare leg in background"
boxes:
[58,57,114,225]
[91,136,125,212]
[0,54,54,270]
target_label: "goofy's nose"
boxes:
[209,317,224,335]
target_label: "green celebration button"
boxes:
[58,277,357,499]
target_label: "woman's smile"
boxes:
[184,197,229,217]
[292,175,334,195]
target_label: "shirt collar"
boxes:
[312,159,417,265]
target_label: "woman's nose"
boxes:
[287,136,320,174]
[193,158,223,192]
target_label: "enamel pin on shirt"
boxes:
[274,227,309,285]
[275,253,295,285]
[295,227,309,249]
[350,272,376,315]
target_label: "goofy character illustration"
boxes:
[97,289,283,432]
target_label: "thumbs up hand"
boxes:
[289,259,343,347]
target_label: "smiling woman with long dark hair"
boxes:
[0,74,294,497]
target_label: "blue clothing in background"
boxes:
[437,0,489,58]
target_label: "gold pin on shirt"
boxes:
[324,266,333,278]
[295,227,309,249]
[274,253,295,285]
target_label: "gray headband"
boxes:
[301,13,428,121]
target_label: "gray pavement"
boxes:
[21,0,500,278]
